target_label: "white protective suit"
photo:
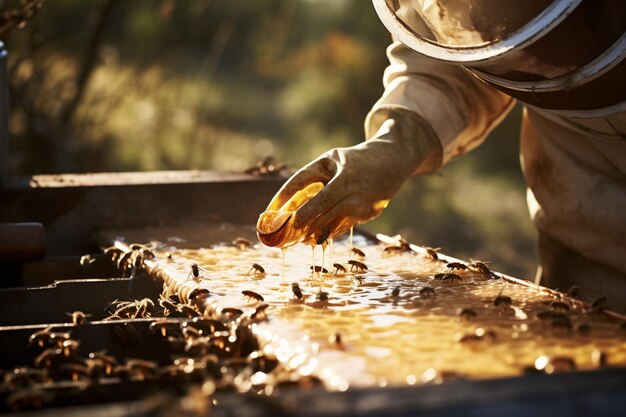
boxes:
[365,40,626,310]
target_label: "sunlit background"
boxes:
[2,0,536,278]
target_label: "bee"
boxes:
[310,265,328,273]
[333,263,347,274]
[468,260,491,274]
[420,369,462,384]
[424,247,441,261]
[103,246,124,261]
[133,254,145,270]
[535,310,557,321]
[249,263,265,274]
[458,308,477,320]
[590,296,607,311]
[34,347,64,368]
[221,307,244,318]
[291,283,303,300]
[4,367,47,388]
[182,317,227,335]
[28,327,54,348]
[88,350,118,375]
[457,328,496,345]
[457,334,481,344]
[6,388,52,412]
[188,288,211,304]
[58,363,89,382]
[149,319,179,337]
[48,332,72,348]
[159,295,178,316]
[434,273,461,281]
[179,304,201,318]
[140,248,155,259]
[348,260,368,273]
[350,247,365,258]
[251,304,269,320]
[116,298,154,319]
[80,254,96,266]
[534,355,576,374]
[493,293,512,307]
[446,262,467,271]
[317,290,329,302]
[566,285,581,298]
[391,286,401,297]
[419,286,435,297]
[233,237,253,250]
[447,273,462,282]
[61,339,80,357]
[382,245,402,256]
[549,301,570,312]
[126,359,159,381]
[188,263,206,282]
[117,251,134,271]
[315,226,331,245]
[67,311,90,326]
[182,326,202,340]
[329,332,344,349]
[383,241,414,256]
[242,290,264,303]
[477,328,496,342]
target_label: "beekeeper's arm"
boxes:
[268,41,515,241]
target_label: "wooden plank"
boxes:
[0,275,161,326]
[21,255,122,287]
[0,223,46,261]
[0,172,285,256]
[0,318,180,370]
[0,379,169,414]
[8,369,626,417]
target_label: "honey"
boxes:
[257,182,324,248]
[117,225,626,391]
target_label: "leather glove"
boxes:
[257,110,442,247]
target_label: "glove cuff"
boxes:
[367,108,443,175]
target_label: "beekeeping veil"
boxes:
[373,0,626,116]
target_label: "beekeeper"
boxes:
[260,1,626,308]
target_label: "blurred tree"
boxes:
[1,0,536,277]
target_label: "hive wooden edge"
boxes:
[8,367,626,417]
[0,170,290,189]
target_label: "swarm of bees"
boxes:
[106,298,155,320]
[12,234,614,413]
[102,244,155,277]
[2,275,320,412]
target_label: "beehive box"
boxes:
[2,172,626,416]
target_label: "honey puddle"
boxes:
[118,228,626,391]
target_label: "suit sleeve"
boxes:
[365,41,516,169]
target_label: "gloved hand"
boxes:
[258,110,443,246]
